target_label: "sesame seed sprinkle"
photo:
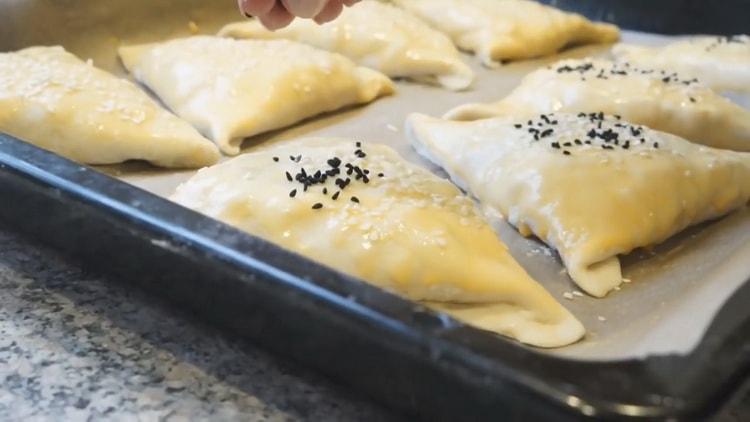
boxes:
[550,60,701,87]
[273,142,382,208]
[705,35,748,52]
[512,112,663,155]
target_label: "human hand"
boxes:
[238,0,361,30]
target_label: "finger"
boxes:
[281,0,327,18]
[238,0,276,16]
[258,2,295,30]
[314,0,344,24]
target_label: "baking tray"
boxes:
[1,0,749,419]
[538,0,750,36]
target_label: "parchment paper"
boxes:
[2,0,748,360]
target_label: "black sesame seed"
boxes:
[273,156,279,162]
[350,196,360,204]
[285,172,293,182]
[514,124,522,129]
[689,97,696,103]
[653,142,660,149]
[378,173,384,178]
[312,203,323,210]
[332,191,340,200]
[289,189,297,198]
[323,188,328,195]
[563,151,571,155]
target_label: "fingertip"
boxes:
[239,0,276,16]
[259,2,295,30]
[281,0,327,19]
[313,0,344,24]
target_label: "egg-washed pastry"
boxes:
[613,35,750,93]
[219,1,474,91]
[407,112,750,297]
[0,46,219,168]
[119,36,394,156]
[170,137,584,347]
[391,0,619,66]
[446,59,750,152]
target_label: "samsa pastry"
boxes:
[219,1,474,90]
[391,0,619,66]
[407,112,750,297]
[119,36,394,155]
[0,46,219,168]
[446,59,750,152]
[613,35,750,92]
[171,137,584,347]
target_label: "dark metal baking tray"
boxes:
[539,0,750,35]
[1,130,750,421]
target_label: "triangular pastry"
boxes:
[613,35,750,92]
[119,36,394,155]
[171,137,584,347]
[446,58,750,152]
[392,0,619,66]
[407,112,750,297]
[0,46,219,168]
[219,1,474,90]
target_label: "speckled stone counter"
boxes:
[0,226,747,421]
[0,228,398,421]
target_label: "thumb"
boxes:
[281,0,328,18]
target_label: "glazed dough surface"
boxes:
[392,0,619,66]
[219,1,474,90]
[613,35,750,92]
[119,36,394,155]
[171,137,584,347]
[0,46,219,168]
[407,112,750,297]
[446,58,750,152]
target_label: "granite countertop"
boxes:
[0,227,398,421]
[0,226,747,421]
